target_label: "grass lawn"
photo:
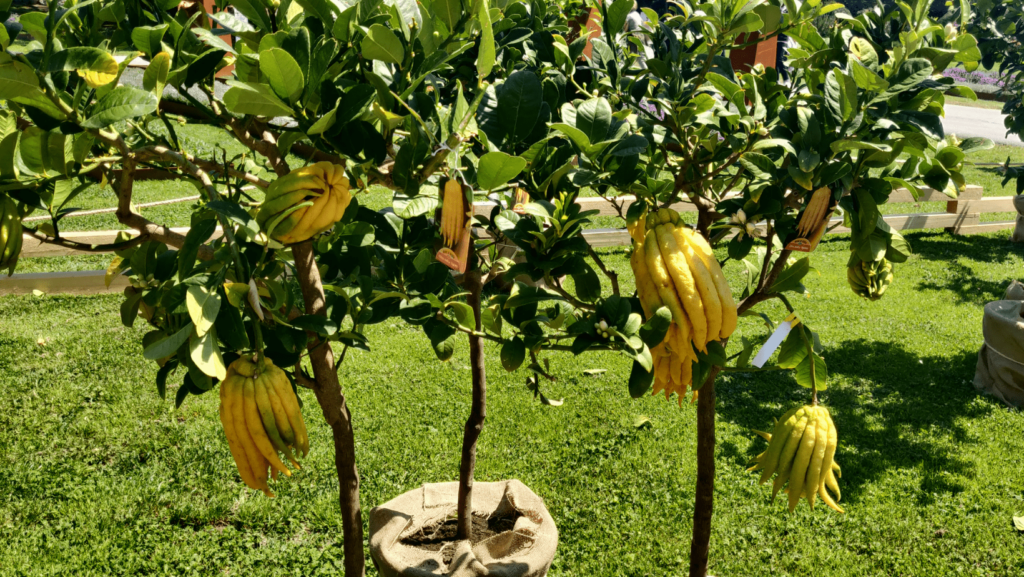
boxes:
[2,229,1024,576]
[946,96,1006,111]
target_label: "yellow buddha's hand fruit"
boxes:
[629,208,737,405]
[256,162,351,244]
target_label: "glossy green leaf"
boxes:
[81,87,158,129]
[222,82,294,117]
[143,322,194,361]
[501,337,526,371]
[260,48,305,103]
[361,24,405,65]
[477,151,527,190]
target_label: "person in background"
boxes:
[776,30,790,83]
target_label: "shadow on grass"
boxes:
[900,231,1023,305]
[718,337,992,506]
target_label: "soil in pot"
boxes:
[401,511,523,566]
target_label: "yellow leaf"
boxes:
[104,256,123,288]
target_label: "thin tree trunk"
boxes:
[688,367,721,577]
[293,241,366,577]
[457,268,487,541]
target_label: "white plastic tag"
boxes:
[751,313,801,368]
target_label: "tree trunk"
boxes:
[688,367,721,577]
[292,241,366,577]
[457,268,487,541]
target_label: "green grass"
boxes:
[946,96,1006,111]
[2,230,1024,576]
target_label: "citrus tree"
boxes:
[0,0,992,576]
[0,0,521,574]
[473,0,989,575]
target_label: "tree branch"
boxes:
[588,245,620,296]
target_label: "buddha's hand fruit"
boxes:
[795,187,832,239]
[629,208,737,404]
[0,195,23,276]
[256,162,351,245]
[219,356,309,496]
[847,252,893,301]
[440,179,467,248]
[747,405,844,513]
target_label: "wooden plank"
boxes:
[828,212,966,235]
[19,227,223,258]
[0,270,130,296]
[888,187,973,203]
[949,221,1017,235]
[580,228,632,248]
[955,196,1017,213]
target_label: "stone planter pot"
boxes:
[369,480,558,577]
[1012,195,1024,243]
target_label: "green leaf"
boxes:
[849,37,879,69]
[291,314,339,335]
[549,123,591,150]
[849,59,888,91]
[824,69,857,122]
[885,229,912,263]
[853,188,877,241]
[497,70,543,144]
[795,351,827,390]
[81,86,159,129]
[830,140,891,154]
[47,48,119,82]
[639,306,672,348]
[959,137,993,155]
[575,97,612,145]
[740,152,775,180]
[628,359,654,398]
[477,151,527,190]
[186,285,222,338]
[501,337,526,371]
[605,0,634,38]
[776,325,811,369]
[0,56,40,100]
[434,0,462,30]
[222,82,294,117]
[706,72,744,109]
[143,52,171,98]
[393,194,438,219]
[155,362,176,400]
[877,58,933,101]
[190,328,227,380]
[767,257,812,295]
[449,301,475,329]
[178,218,217,280]
[361,24,405,65]
[476,0,495,78]
[131,24,168,56]
[143,322,194,361]
[214,304,249,351]
[207,200,259,237]
[260,48,305,103]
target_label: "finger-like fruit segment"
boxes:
[257,162,351,244]
[0,195,24,276]
[629,213,737,404]
[218,357,309,496]
[847,252,895,301]
[753,405,844,514]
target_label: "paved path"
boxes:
[942,104,1022,147]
